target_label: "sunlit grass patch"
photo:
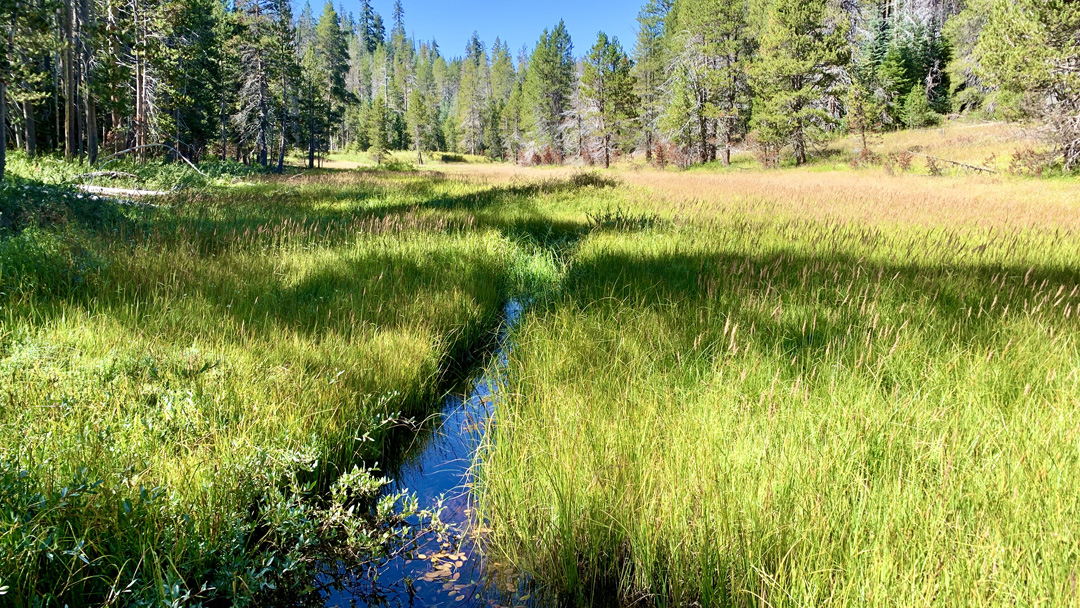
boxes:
[479,209,1080,606]
[0,167,535,605]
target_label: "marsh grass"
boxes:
[0,165,617,606]
[5,154,1079,606]
[478,188,1080,606]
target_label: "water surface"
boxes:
[324,300,550,607]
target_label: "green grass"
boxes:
[478,207,1080,605]
[5,155,1079,607]
[0,164,615,606]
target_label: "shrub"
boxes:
[1008,146,1058,177]
[902,85,942,129]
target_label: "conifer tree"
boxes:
[314,1,349,153]
[633,0,671,161]
[368,92,389,163]
[974,0,1080,169]
[235,0,274,166]
[580,32,636,168]
[405,84,428,163]
[268,0,298,172]
[749,0,849,166]
[524,21,573,159]
[299,45,325,167]
[458,32,488,155]
[663,0,752,165]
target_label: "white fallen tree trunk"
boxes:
[76,184,172,197]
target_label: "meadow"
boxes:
[0,159,596,606]
[471,135,1080,606]
[2,128,1079,606]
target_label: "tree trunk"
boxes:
[77,0,96,163]
[111,109,121,153]
[62,0,77,159]
[0,80,6,181]
[794,124,806,166]
[134,0,145,162]
[173,106,181,162]
[256,58,268,167]
[23,101,36,157]
[277,74,287,174]
[86,94,98,164]
[77,77,85,159]
[0,9,14,180]
[307,112,315,169]
[721,119,731,167]
[53,53,61,150]
[698,114,708,164]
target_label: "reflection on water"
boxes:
[324,300,551,607]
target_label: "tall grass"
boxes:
[9,154,1077,606]
[0,166,589,606]
[478,191,1080,605]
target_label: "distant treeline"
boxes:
[0,0,1075,175]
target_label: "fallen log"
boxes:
[74,171,139,180]
[96,144,208,177]
[77,184,172,197]
[909,152,998,174]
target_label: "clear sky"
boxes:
[313,0,644,59]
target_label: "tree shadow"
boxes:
[560,244,1080,370]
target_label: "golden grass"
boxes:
[428,156,1080,230]
[834,120,1047,170]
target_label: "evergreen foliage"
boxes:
[580,33,636,167]
[971,0,1080,169]
[0,0,1072,177]
[523,21,574,158]
[748,0,849,166]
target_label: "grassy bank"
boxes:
[5,151,1079,606]
[478,177,1080,605]
[0,163,595,606]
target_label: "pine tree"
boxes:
[154,0,223,161]
[405,84,428,163]
[368,92,389,164]
[663,0,752,165]
[633,0,671,161]
[215,2,242,160]
[390,0,406,56]
[297,1,316,54]
[901,83,939,128]
[235,0,274,166]
[268,0,298,172]
[580,32,636,168]
[298,45,325,167]
[314,1,348,153]
[357,0,380,53]
[458,32,488,155]
[524,21,573,159]
[749,0,849,166]
[974,0,1080,169]
[487,38,515,159]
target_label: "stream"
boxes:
[323,299,552,607]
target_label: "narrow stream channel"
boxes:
[323,299,552,607]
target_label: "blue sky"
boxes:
[308,0,644,59]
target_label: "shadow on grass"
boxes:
[563,245,1080,366]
